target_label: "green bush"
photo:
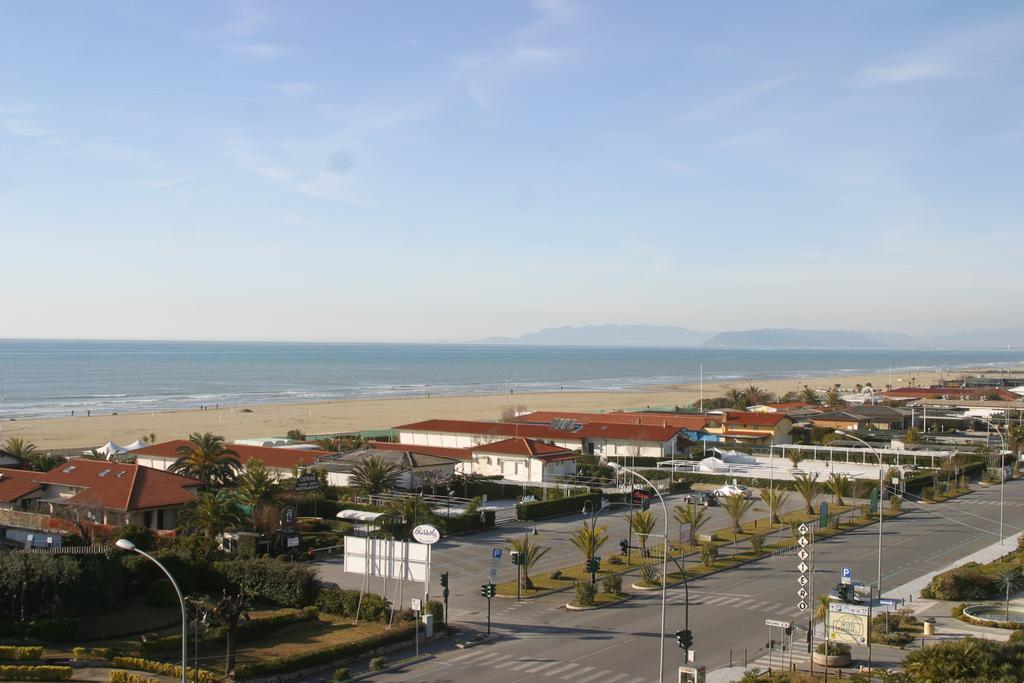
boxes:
[426,599,444,625]
[573,581,596,606]
[0,647,43,661]
[369,657,387,671]
[815,642,850,656]
[140,607,319,656]
[921,562,1000,600]
[0,553,124,619]
[749,534,765,553]
[516,493,603,521]
[90,647,112,660]
[232,626,415,677]
[601,573,623,595]
[700,542,718,568]
[316,588,391,623]
[71,648,87,662]
[111,658,214,683]
[0,666,72,681]
[332,668,351,681]
[145,578,178,607]
[639,563,661,585]
[26,618,79,643]
[549,570,563,579]
[214,557,319,607]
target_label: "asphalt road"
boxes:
[318,479,1024,682]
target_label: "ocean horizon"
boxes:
[0,339,1020,420]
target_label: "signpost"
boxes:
[411,598,421,656]
[490,547,502,581]
[281,506,297,529]
[294,472,320,492]
[841,567,853,585]
[765,619,791,674]
[796,523,811,613]
[828,602,870,645]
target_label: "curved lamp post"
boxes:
[116,539,187,683]
[609,462,669,683]
[980,419,1008,545]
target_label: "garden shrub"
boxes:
[140,607,319,656]
[921,562,999,600]
[639,563,661,585]
[700,542,718,568]
[332,668,351,681]
[0,553,123,619]
[549,570,563,579]
[369,657,387,671]
[214,557,318,607]
[426,599,444,625]
[601,572,623,595]
[145,578,178,607]
[0,647,42,661]
[749,534,765,553]
[111,657,214,683]
[108,673,159,683]
[90,648,112,660]
[516,493,603,521]
[316,588,391,622]
[26,618,79,643]
[815,642,850,656]
[574,581,596,606]
[0,666,72,681]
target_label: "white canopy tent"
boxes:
[83,441,128,458]
[123,439,148,451]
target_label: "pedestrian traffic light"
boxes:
[440,571,449,588]
[675,629,693,650]
[620,539,629,556]
[510,551,521,566]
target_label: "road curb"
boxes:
[564,594,632,611]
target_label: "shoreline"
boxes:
[0,369,965,450]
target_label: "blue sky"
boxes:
[1,1,1022,342]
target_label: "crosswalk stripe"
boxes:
[523,660,562,674]
[576,669,613,683]
[545,663,578,677]
[604,674,631,683]
[507,659,540,671]
[561,665,596,680]
[493,657,525,669]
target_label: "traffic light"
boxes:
[586,557,601,574]
[439,572,449,588]
[675,629,693,650]
[510,551,521,566]
[834,582,854,603]
[620,539,629,556]
[640,498,650,512]
[480,583,496,598]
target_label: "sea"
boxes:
[0,339,1020,420]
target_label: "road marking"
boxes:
[604,674,631,683]
[560,665,595,680]
[507,659,542,671]
[544,662,578,677]
[493,657,525,669]
[523,660,562,673]
[575,668,613,683]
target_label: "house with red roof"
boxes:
[133,439,330,480]
[705,410,794,444]
[881,386,1019,402]
[467,438,577,483]
[0,468,46,510]
[32,460,199,531]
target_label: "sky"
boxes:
[1,1,1022,342]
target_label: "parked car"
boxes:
[714,483,751,498]
[681,490,718,507]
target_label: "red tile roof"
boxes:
[395,418,682,444]
[721,411,791,426]
[882,387,1018,401]
[756,402,816,410]
[515,411,711,431]
[367,441,473,461]
[133,440,328,470]
[471,438,577,459]
[0,468,43,503]
[34,460,199,511]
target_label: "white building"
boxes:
[467,438,577,484]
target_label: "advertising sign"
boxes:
[295,472,320,492]
[412,524,441,545]
[828,611,870,645]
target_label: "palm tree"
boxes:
[793,472,820,515]
[787,450,806,469]
[629,510,657,550]
[1,437,37,459]
[814,593,832,626]
[823,387,843,407]
[179,490,243,537]
[827,473,851,506]
[724,388,748,409]
[386,496,436,540]
[569,521,608,569]
[721,492,755,536]
[506,536,550,590]
[349,455,402,496]
[744,385,772,405]
[760,487,789,525]
[170,432,241,488]
[800,386,821,405]
[673,504,708,547]
[142,433,157,445]
[996,568,1024,622]
[236,459,279,516]
[904,427,921,444]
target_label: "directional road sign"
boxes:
[765,619,791,629]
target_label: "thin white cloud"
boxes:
[454,0,583,108]
[0,105,50,137]
[856,16,1024,85]
[673,76,796,125]
[104,175,191,190]
[229,43,286,60]
[223,135,361,204]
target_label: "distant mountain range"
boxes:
[476,324,1024,349]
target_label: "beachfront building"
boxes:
[31,460,199,531]
[467,438,577,483]
[313,446,459,489]
[394,417,684,461]
[0,468,46,510]
[808,406,910,431]
[133,439,330,480]
[705,410,794,445]
[882,386,1020,402]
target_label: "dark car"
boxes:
[681,490,717,507]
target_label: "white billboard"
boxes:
[344,537,429,582]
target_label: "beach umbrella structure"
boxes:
[123,439,148,451]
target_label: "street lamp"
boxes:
[609,463,669,683]
[981,419,1008,545]
[834,430,883,673]
[116,539,187,683]
[447,489,455,519]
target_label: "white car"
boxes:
[714,483,750,498]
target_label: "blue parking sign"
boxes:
[492,548,503,560]
[841,567,852,579]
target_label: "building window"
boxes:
[144,510,153,528]
[157,509,165,530]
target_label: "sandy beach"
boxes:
[0,370,957,450]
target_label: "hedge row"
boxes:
[71,647,112,661]
[0,666,71,681]
[438,509,495,535]
[232,625,415,678]
[214,558,319,608]
[0,647,42,661]
[140,607,319,656]
[517,492,603,521]
[0,618,80,643]
[317,589,390,623]
[111,658,215,683]
[109,672,159,683]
